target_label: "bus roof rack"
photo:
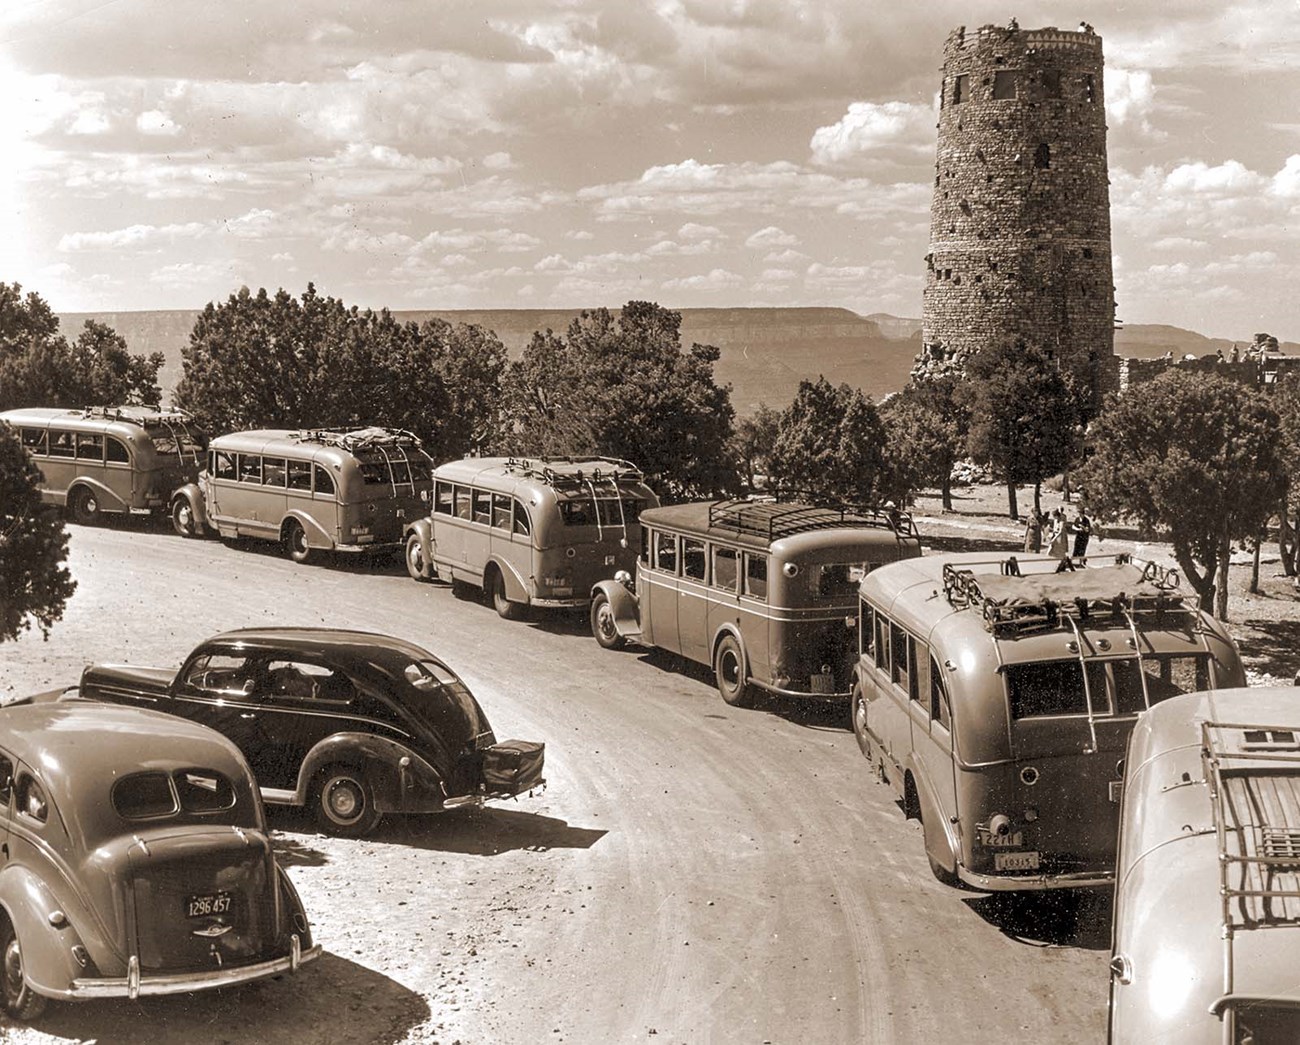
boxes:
[706,498,917,541]
[292,427,426,452]
[942,553,1198,634]
[501,456,645,486]
[79,405,195,425]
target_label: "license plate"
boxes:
[809,673,835,694]
[994,851,1041,872]
[1109,780,1123,803]
[986,831,1025,848]
[186,892,233,918]
[552,586,573,597]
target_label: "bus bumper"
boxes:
[749,678,852,701]
[956,866,1115,891]
[531,596,590,608]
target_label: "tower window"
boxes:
[993,70,1017,100]
[1083,248,1094,259]
[1084,74,1097,103]
[1041,70,1062,98]
[1034,143,1051,169]
[952,74,968,105]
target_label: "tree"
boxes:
[0,283,162,411]
[731,403,781,494]
[1076,371,1284,619]
[1272,371,1300,576]
[501,302,736,499]
[881,377,967,509]
[767,377,891,504]
[0,425,76,641]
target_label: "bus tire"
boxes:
[284,520,314,565]
[405,533,431,582]
[489,568,528,621]
[714,634,756,708]
[312,765,381,838]
[591,592,626,650]
[851,683,872,757]
[171,496,201,538]
[67,485,101,526]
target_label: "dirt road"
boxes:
[0,522,1108,1044]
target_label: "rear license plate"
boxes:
[986,831,1025,848]
[994,851,1041,872]
[809,673,835,695]
[1109,780,1123,803]
[186,892,233,918]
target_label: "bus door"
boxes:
[259,456,289,530]
[206,448,236,524]
[286,458,314,529]
[647,530,681,654]
[675,538,710,665]
[432,484,475,580]
[915,653,959,827]
[875,614,915,781]
[490,493,530,590]
[43,428,77,500]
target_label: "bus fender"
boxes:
[908,757,959,876]
[282,508,334,551]
[404,518,436,579]
[487,556,529,604]
[66,477,128,514]
[710,624,745,666]
[171,483,208,530]
[591,578,641,636]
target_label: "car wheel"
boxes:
[313,766,381,838]
[490,569,528,621]
[171,496,201,538]
[851,683,872,757]
[714,634,756,708]
[284,520,313,565]
[590,592,626,650]
[405,533,431,581]
[67,486,100,526]
[1,918,48,1021]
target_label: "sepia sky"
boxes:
[1,0,1297,339]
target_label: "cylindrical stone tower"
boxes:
[918,22,1114,403]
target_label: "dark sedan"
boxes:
[78,628,545,838]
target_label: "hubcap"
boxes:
[177,505,191,528]
[326,779,362,822]
[722,651,739,687]
[596,604,616,639]
[409,544,423,573]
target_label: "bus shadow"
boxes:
[1234,617,1300,681]
[923,533,1020,555]
[962,888,1113,951]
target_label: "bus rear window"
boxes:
[1113,654,1210,714]
[815,563,870,599]
[146,424,203,457]
[559,498,644,526]
[1006,660,1107,719]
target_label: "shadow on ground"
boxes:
[963,888,1113,951]
[1234,617,1300,680]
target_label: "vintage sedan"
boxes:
[0,700,318,1020]
[78,628,545,838]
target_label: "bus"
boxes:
[1109,687,1300,1044]
[852,551,1245,891]
[591,500,922,708]
[0,405,205,524]
[404,456,658,620]
[172,427,434,564]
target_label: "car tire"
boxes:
[851,682,872,757]
[284,520,313,565]
[1,918,48,1021]
[590,592,626,650]
[67,486,100,526]
[714,634,756,708]
[172,496,201,538]
[405,533,431,582]
[312,766,381,838]
[489,569,528,621]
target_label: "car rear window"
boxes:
[113,768,238,820]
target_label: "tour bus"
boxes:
[0,405,205,524]
[1110,688,1300,1044]
[172,426,434,564]
[852,551,1245,890]
[591,499,923,708]
[404,456,659,619]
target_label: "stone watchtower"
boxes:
[917,22,1115,403]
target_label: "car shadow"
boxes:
[961,888,1113,951]
[268,831,333,868]
[375,805,608,856]
[5,952,430,1044]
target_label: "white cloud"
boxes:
[565,230,595,241]
[137,109,180,135]
[68,109,111,135]
[483,151,513,169]
[1104,68,1156,128]
[661,268,743,291]
[677,222,721,241]
[746,226,798,248]
[1272,154,1300,198]
[58,208,277,251]
[809,101,933,166]
[1165,160,1266,195]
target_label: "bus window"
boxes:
[313,465,336,498]
[1006,660,1108,719]
[860,599,875,657]
[744,553,768,600]
[434,482,453,515]
[20,429,46,454]
[930,657,951,729]
[359,459,392,485]
[75,433,104,460]
[559,499,594,526]
[713,547,738,592]
[874,613,889,670]
[238,454,262,484]
[890,623,909,691]
[816,563,867,599]
[909,639,923,703]
[287,460,311,490]
[492,494,512,531]
[454,485,472,520]
[654,532,677,573]
[681,539,706,581]
[263,457,288,487]
[472,490,491,525]
[106,436,130,463]
[513,499,532,537]
[213,450,236,480]
[640,526,650,564]
[48,431,75,458]
[1113,654,1211,713]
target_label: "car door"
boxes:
[255,657,362,789]
[0,750,12,870]
[171,649,279,785]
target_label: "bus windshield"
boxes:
[1006,654,1210,719]
[558,498,644,527]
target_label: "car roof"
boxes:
[203,627,444,675]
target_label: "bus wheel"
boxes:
[67,486,100,526]
[405,533,430,581]
[715,635,756,708]
[284,520,313,565]
[851,685,872,757]
[490,569,528,621]
[171,497,201,538]
[591,592,626,650]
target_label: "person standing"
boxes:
[1071,509,1093,560]
[1023,508,1043,553]
[1048,508,1069,557]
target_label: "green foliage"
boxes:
[882,377,967,506]
[175,285,507,461]
[501,301,736,499]
[0,425,76,641]
[731,403,781,493]
[1076,370,1285,618]
[0,283,162,411]
[768,377,891,504]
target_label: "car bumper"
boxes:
[956,866,1114,891]
[66,940,321,1000]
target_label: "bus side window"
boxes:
[238,454,262,484]
[213,450,236,480]
[472,489,491,526]
[640,526,650,564]
[75,433,104,461]
[287,460,312,490]
[513,499,532,537]
[434,482,454,516]
[492,494,512,530]
[682,539,706,581]
[48,430,75,458]
[313,465,336,498]
[930,657,951,729]
[106,436,130,463]
[874,613,889,670]
[263,457,288,487]
[891,623,909,692]
[654,532,678,574]
[744,553,768,600]
[910,642,926,704]
[454,485,472,520]
[20,429,46,455]
[860,599,875,657]
[713,546,738,592]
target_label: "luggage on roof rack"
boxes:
[706,498,917,541]
[501,455,645,487]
